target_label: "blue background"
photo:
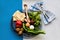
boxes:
[0,0,23,40]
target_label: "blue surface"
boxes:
[0,0,23,40]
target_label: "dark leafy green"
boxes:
[23,23,45,34]
[28,11,41,27]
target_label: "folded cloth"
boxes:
[30,2,43,11]
[44,10,56,22]
[41,13,49,24]
[42,10,56,24]
[29,2,56,24]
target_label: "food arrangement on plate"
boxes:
[12,10,45,35]
[12,4,45,35]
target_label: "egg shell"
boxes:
[30,25,34,29]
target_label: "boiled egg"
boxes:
[30,25,34,29]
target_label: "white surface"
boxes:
[23,0,60,40]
